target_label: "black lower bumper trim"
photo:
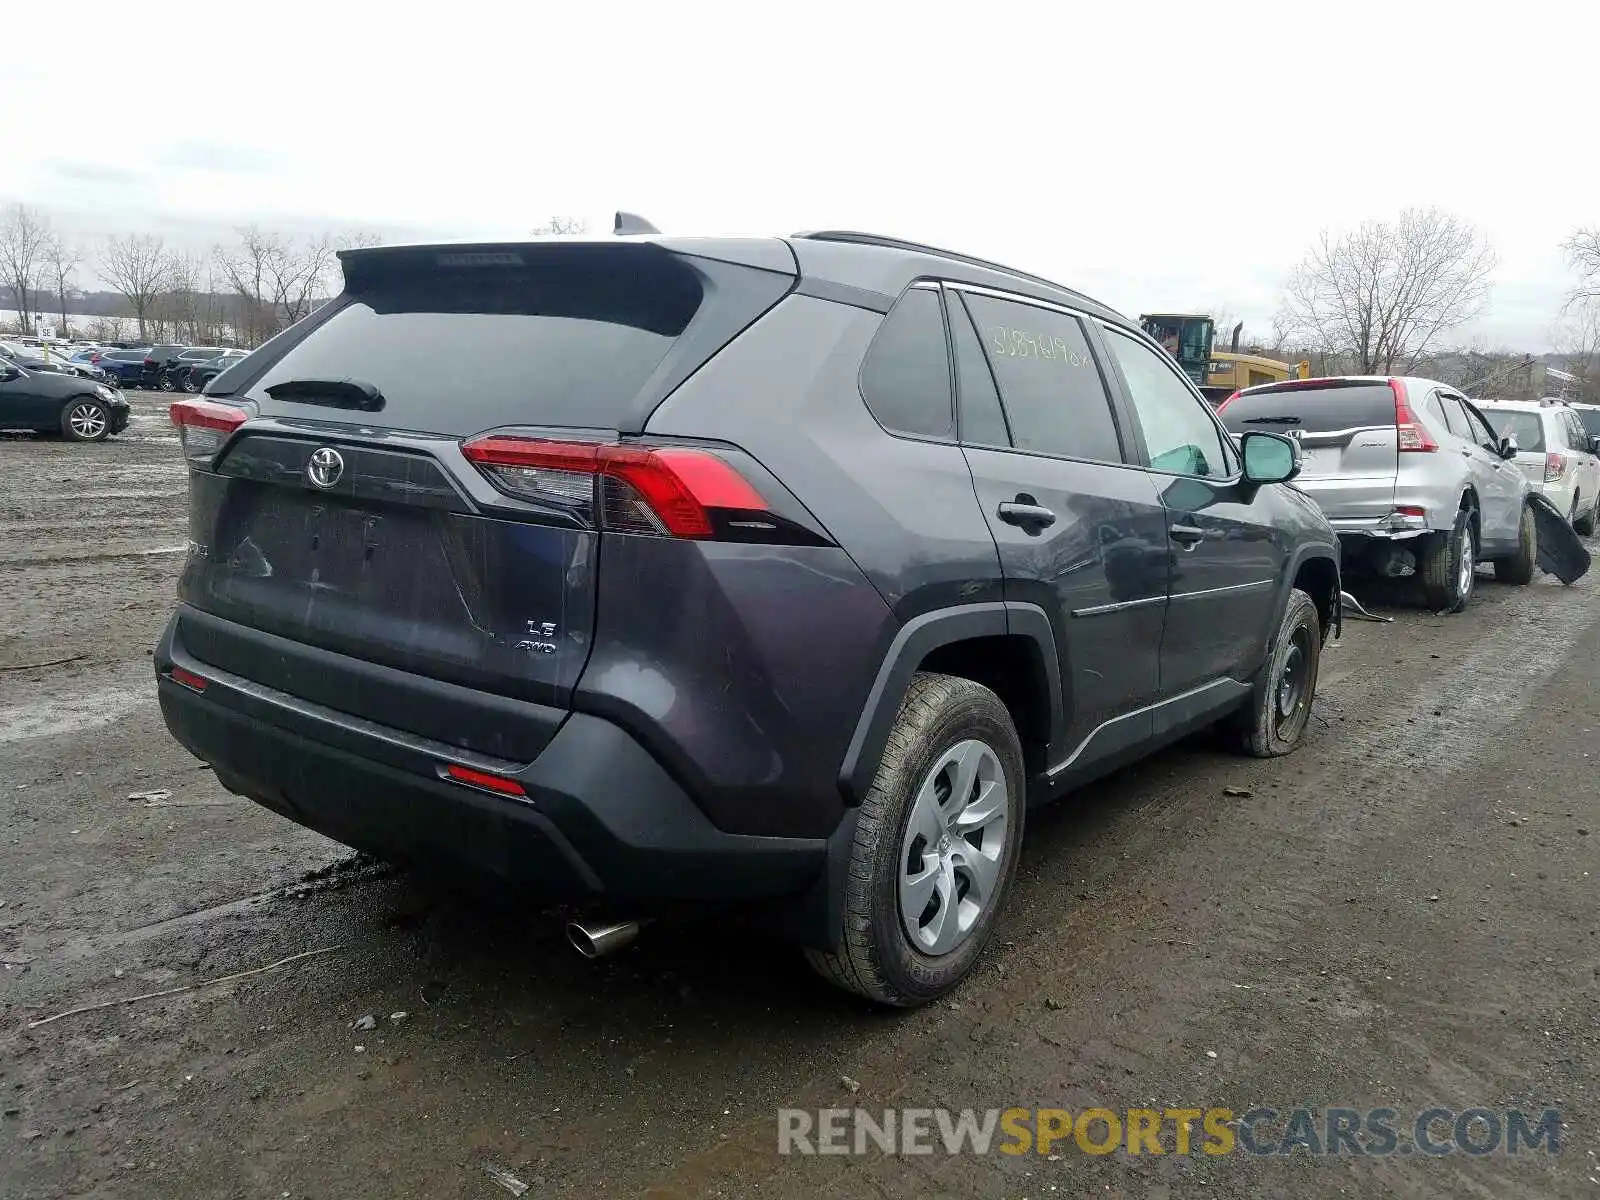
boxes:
[154,617,828,905]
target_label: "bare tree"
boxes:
[215,227,339,345]
[215,227,280,347]
[1277,208,1496,374]
[337,230,384,250]
[531,216,587,236]
[1564,229,1600,309]
[101,234,171,341]
[0,203,51,333]
[43,234,80,339]
[271,235,336,326]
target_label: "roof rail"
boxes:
[790,230,1093,304]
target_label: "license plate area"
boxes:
[305,505,386,592]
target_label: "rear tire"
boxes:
[60,398,110,442]
[1237,588,1322,758]
[805,672,1025,1007]
[1494,503,1537,584]
[1575,495,1595,537]
[1420,509,1476,611]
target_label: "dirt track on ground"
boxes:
[2,392,1597,1198]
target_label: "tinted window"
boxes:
[1106,329,1230,476]
[244,250,705,434]
[859,288,954,440]
[1567,412,1588,449]
[1221,383,1397,435]
[1436,396,1472,439]
[1461,402,1498,447]
[949,293,1010,446]
[1484,410,1544,452]
[962,294,1121,462]
[1575,407,1600,438]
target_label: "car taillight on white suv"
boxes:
[1545,452,1567,483]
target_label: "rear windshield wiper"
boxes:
[1240,416,1301,425]
[263,378,385,412]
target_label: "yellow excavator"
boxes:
[1138,313,1310,406]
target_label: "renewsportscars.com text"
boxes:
[777,1106,1562,1158]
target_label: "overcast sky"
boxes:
[2,0,1592,349]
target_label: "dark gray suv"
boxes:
[155,230,1340,1006]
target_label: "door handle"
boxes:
[997,501,1057,529]
[1169,523,1206,550]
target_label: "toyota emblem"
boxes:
[307,447,345,489]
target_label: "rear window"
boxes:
[1220,383,1396,434]
[1482,410,1545,453]
[237,247,709,434]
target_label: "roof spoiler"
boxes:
[614,211,660,236]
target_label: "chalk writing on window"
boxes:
[986,325,1093,368]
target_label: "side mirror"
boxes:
[1589,435,1600,456]
[1240,431,1300,485]
[1498,436,1519,460]
[0,365,19,382]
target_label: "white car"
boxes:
[1477,398,1600,534]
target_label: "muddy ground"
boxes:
[2,390,1597,1199]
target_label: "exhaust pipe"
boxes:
[566,919,642,959]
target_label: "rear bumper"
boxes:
[154,613,828,906]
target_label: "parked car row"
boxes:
[0,340,115,387]
[77,344,249,392]
[1216,379,1592,612]
[0,339,251,442]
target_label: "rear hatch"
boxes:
[172,240,796,760]
[1220,380,1399,523]
[1479,408,1548,487]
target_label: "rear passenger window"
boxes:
[1435,395,1470,439]
[948,293,1010,446]
[961,293,1122,463]
[859,288,954,441]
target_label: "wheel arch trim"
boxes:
[837,602,1064,805]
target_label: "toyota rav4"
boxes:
[155,228,1341,1006]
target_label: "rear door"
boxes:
[951,287,1169,773]
[1101,325,1285,695]
[175,241,795,759]
[1218,381,1398,525]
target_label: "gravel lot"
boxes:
[2,390,1597,1198]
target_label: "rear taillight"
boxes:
[1545,452,1566,483]
[169,398,247,466]
[460,435,769,539]
[1391,378,1437,452]
[143,358,156,366]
